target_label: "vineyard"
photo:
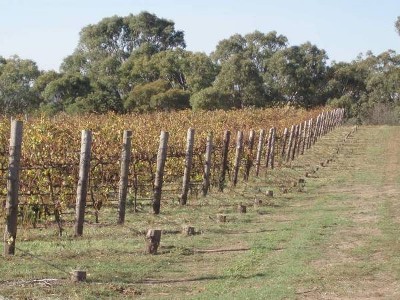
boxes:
[0,107,336,226]
[0,106,369,299]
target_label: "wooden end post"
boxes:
[118,130,132,224]
[3,120,23,256]
[153,131,169,214]
[74,130,92,237]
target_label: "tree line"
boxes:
[1,12,400,123]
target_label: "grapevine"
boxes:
[0,107,324,222]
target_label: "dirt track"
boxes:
[302,126,400,299]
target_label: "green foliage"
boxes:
[68,89,124,114]
[4,13,400,117]
[190,87,231,110]
[181,51,219,93]
[57,11,187,114]
[150,88,190,111]
[124,79,170,112]
[124,79,190,112]
[214,54,267,108]
[211,30,288,71]
[328,50,400,123]
[268,42,328,107]
[62,11,185,75]
[40,73,92,114]
[0,55,40,114]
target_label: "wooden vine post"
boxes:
[269,127,276,169]
[297,122,304,157]
[325,111,330,133]
[244,129,255,181]
[202,132,213,196]
[291,124,299,161]
[280,127,289,159]
[3,120,23,256]
[319,112,325,137]
[153,131,169,214]
[332,110,337,130]
[307,118,313,149]
[255,129,265,176]
[180,128,195,205]
[313,115,320,145]
[325,111,330,132]
[316,115,322,142]
[118,130,132,224]
[333,110,337,129]
[286,125,295,162]
[219,130,230,192]
[340,108,345,124]
[322,112,328,135]
[318,112,325,138]
[301,120,307,155]
[232,131,243,186]
[74,130,92,237]
[265,127,274,169]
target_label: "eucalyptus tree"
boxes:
[40,73,92,114]
[123,79,189,112]
[327,50,400,122]
[190,87,231,110]
[122,49,218,111]
[268,42,329,107]
[0,56,40,114]
[213,54,266,109]
[210,31,290,107]
[363,51,400,114]
[63,11,185,73]
[211,30,288,70]
[60,11,186,113]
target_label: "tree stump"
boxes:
[217,214,226,222]
[182,226,195,236]
[266,190,274,197]
[71,270,87,282]
[146,229,161,254]
[254,198,262,207]
[237,204,247,213]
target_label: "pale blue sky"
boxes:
[1,0,399,71]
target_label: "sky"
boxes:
[1,0,399,71]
